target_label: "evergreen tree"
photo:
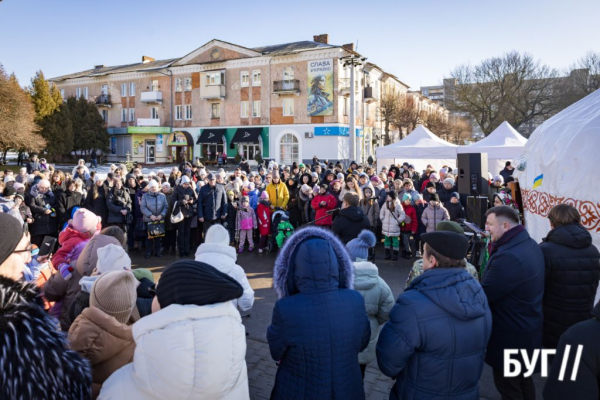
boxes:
[38,103,73,162]
[30,70,61,122]
[67,96,109,158]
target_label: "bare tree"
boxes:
[447,51,559,135]
[378,93,399,145]
[569,51,600,95]
[395,95,421,137]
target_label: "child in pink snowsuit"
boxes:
[236,196,257,253]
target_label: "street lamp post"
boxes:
[341,54,366,164]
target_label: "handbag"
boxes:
[125,212,134,225]
[135,219,147,234]
[147,221,166,239]
[171,205,184,224]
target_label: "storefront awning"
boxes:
[197,128,226,144]
[232,127,262,144]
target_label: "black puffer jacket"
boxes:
[57,189,84,228]
[541,224,600,348]
[331,206,371,244]
[173,184,197,218]
[84,185,109,223]
[106,187,132,225]
[28,188,58,236]
[0,276,92,399]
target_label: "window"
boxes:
[211,103,221,119]
[240,71,249,87]
[207,72,225,85]
[101,84,108,95]
[283,67,294,81]
[282,98,294,116]
[252,70,261,86]
[253,100,261,118]
[76,87,81,98]
[240,101,249,118]
[129,108,135,122]
[185,104,192,120]
[121,83,127,97]
[343,98,349,116]
[280,133,299,165]
[83,87,88,100]
[121,108,127,122]
[175,105,183,120]
[185,78,192,91]
[101,109,108,123]
[129,82,136,96]
[175,78,183,92]
[150,107,159,119]
[151,80,159,92]
[60,89,65,99]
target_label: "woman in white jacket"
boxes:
[99,260,249,400]
[346,230,395,379]
[379,190,405,261]
[195,224,254,313]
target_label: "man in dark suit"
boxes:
[331,192,370,244]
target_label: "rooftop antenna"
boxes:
[355,40,359,52]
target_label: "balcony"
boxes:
[364,87,376,103]
[200,85,226,100]
[140,91,163,103]
[137,118,161,126]
[273,80,300,95]
[95,94,112,107]
[339,78,358,97]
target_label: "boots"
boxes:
[384,248,391,260]
[132,241,141,254]
[391,250,399,261]
[404,251,413,259]
[155,245,163,258]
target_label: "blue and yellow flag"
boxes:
[533,174,543,189]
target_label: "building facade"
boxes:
[51,35,412,165]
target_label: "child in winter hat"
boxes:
[90,270,139,324]
[346,230,377,262]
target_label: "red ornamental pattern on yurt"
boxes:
[522,189,600,233]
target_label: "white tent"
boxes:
[517,89,600,251]
[458,121,527,177]
[376,125,458,172]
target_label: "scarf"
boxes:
[490,225,525,256]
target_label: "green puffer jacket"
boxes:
[353,261,395,365]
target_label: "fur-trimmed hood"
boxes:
[273,226,354,299]
[0,276,92,399]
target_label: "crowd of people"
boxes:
[0,155,599,400]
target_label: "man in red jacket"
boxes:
[311,184,337,228]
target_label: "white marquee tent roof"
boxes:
[517,89,600,252]
[376,125,458,159]
[457,121,527,158]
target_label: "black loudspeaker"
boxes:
[457,153,489,198]
[467,196,489,229]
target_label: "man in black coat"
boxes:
[499,161,515,184]
[26,155,41,174]
[197,174,227,238]
[543,301,600,400]
[541,204,600,348]
[331,192,370,244]
[482,206,544,400]
[27,179,58,247]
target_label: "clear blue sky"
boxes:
[1,0,598,89]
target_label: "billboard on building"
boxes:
[307,59,334,117]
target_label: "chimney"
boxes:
[142,56,155,64]
[342,43,354,52]
[94,64,106,69]
[313,34,329,44]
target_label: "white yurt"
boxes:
[517,89,600,251]
[376,125,458,172]
[457,121,527,177]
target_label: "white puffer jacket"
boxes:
[379,199,405,237]
[194,243,255,313]
[99,303,249,400]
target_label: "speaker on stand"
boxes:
[458,153,490,228]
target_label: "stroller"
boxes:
[268,209,294,252]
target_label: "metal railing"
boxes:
[95,94,111,105]
[273,79,300,92]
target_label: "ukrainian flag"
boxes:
[533,174,543,189]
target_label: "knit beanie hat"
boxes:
[90,270,138,324]
[426,181,435,189]
[12,182,25,191]
[204,224,230,246]
[440,168,448,175]
[370,176,381,184]
[260,191,269,200]
[2,186,16,197]
[346,230,376,262]
[413,193,423,202]
[272,170,280,180]
[430,193,440,202]
[451,192,460,200]
[387,190,397,200]
[337,173,345,181]
[241,196,249,204]
[0,213,24,266]
[444,178,455,186]
[248,182,255,191]
[132,268,154,283]
[72,208,100,233]
[319,183,329,191]
[181,175,191,184]
[95,244,132,275]
[147,180,159,189]
[436,220,465,234]
[156,260,243,309]
[429,173,439,181]
[493,175,504,183]
[301,184,312,194]
[402,193,412,202]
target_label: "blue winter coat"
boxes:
[197,183,227,221]
[248,189,259,211]
[481,227,544,372]
[377,268,492,400]
[268,227,370,400]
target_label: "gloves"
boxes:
[58,263,74,280]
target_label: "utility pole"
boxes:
[341,54,366,164]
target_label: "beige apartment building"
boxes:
[51,34,434,165]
